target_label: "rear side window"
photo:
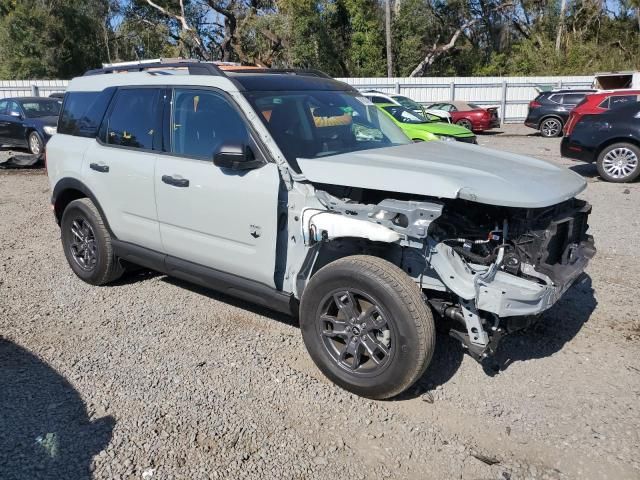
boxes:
[369,96,388,104]
[0,100,7,115]
[58,90,114,137]
[105,88,161,150]
[609,95,639,110]
[547,94,563,103]
[562,94,584,105]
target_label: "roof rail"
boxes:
[222,67,332,79]
[83,58,225,77]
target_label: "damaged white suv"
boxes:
[47,60,595,399]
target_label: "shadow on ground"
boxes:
[569,163,600,178]
[400,275,597,399]
[0,338,114,480]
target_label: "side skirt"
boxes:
[112,239,295,316]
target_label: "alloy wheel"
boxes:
[68,218,98,271]
[457,119,473,131]
[318,289,394,375]
[29,133,42,155]
[602,147,639,179]
[541,118,561,137]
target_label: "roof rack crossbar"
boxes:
[83,60,225,77]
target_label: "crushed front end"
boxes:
[427,198,596,362]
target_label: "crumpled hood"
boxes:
[297,141,587,208]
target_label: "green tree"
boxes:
[0,0,108,79]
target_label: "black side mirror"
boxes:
[213,144,263,170]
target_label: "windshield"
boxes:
[19,99,61,118]
[382,105,428,124]
[394,96,424,112]
[245,90,410,166]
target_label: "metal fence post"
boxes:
[500,81,507,123]
[394,81,400,94]
[449,82,455,101]
[30,84,40,96]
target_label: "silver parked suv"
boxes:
[47,60,595,399]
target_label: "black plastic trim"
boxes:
[111,239,294,315]
[51,178,115,235]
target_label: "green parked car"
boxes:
[377,103,477,144]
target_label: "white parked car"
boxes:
[47,60,595,399]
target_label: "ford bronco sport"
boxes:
[47,60,595,399]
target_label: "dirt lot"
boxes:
[1,125,639,480]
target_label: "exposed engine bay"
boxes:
[305,186,596,367]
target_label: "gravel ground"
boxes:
[1,125,639,480]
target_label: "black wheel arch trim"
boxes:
[51,177,116,236]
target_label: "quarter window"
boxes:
[106,88,161,150]
[171,89,249,159]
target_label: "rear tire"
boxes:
[60,198,124,285]
[456,118,473,131]
[300,255,435,399]
[539,117,563,138]
[596,142,640,183]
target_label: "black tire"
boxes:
[596,142,640,183]
[539,117,563,138]
[60,198,124,285]
[28,131,44,155]
[300,255,435,399]
[455,118,473,131]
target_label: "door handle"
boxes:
[90,163,109,173]
[161,175,189,187]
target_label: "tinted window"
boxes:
[7,101,21,115]
[59,90,115,137]
[370,96,388,104]
[171,89,249,159]
[547,94,562,104]
[106,88,161,150]
[609,95,639,110]
[562,94,585,105]
[19,99,60,117]
[0,100,7,115]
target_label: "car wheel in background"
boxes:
[596,143,640,183]
[455,118,473,131]
[539,117,563,138]
[28,131,44,155]
[61,198,124,285]
[299,255,435,400]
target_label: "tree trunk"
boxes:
[385,0,393,78]
[555,0,567,53]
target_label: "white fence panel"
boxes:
[337,75,593,123]
[0,79,68,99]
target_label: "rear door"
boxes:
[155,87,281,287]
[82,87,163,252]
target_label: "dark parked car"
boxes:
[561,101,640,182]
[0,97,61,154]
[524,89,595,137]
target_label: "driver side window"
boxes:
[171,89,249,160]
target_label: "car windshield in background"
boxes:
[394,96,424,111]
[19,99,61,118]
[383,105,428,125]
[245,90,410,164]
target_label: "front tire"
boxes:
[539,117,563,138]
[28,131,44,155]
[60,198,124,285]
[596,142,640,183]
[300,255,435,399]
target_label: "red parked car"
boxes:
[564,90,640,136]
[426,101,500,132]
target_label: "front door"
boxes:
[5,101,27,147]
[82,87,164,252]
[155,87,281,288]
